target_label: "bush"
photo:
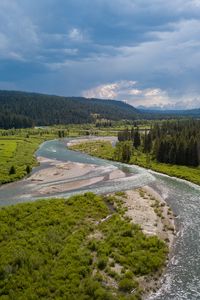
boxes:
[118,278,137,292]
[97,257,107,270]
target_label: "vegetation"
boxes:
[70,140,115,160]
[152,120,200,167]
[69,120,200,185]
[0,90,139,129]
[116,120,200,167]
[0,192,168,299]
[1,90,200,130]
[0,128,57,184]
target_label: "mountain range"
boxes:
[0,90,199,129]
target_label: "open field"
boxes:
[0,129,57,184]
[0,192,170,300]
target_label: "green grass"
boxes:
[129,151,200,186]
[0,192,167,300]
[0,131,56,184]
[70,140,115,160]
[69,141,200,185]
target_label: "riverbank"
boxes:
[110,187,176,299]
[0,137,177,299]
[68,138,200,186]
[0,131,57,185]
[31,155,176,298]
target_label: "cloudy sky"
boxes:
[1,0,200,109]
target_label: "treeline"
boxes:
[152,120,200,167]
[117,120,200,167]
[0,90,139,129]
[1,90,200,130]
[140,108,200,119]
[0,112,33,129]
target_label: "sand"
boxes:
[27,156,105,196]
[37,177,104,195]
[121,187,175,247]
[28,154,129,197]
[30,157,96,183]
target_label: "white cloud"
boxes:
[83,83,118,99]
[83,81,173,107]
[68,28,87,42]
[83,81,137,99]
[129,89,143,96]
[83,80,200,109]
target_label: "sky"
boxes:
[0,0,200,109]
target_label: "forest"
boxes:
[117,120,200,167]
[1,90,200,129]
[0,90,139,129]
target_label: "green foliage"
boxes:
[119,278,137,292]
[129,150,200,185]
[0,193,167,299]
[115,191,126,197]
[70,140,115,160]
[152,120,200,167]
[0,90,139,129]
[0,129,56,184]
[114,141,133,163]
[70,124,200,185]
[97,257,108,270]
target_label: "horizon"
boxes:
[1,1,200,109]
[1,89,200,111]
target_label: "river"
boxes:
[0,138,200,299]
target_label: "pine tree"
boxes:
[133,127,141,149]
[9,165,16,175]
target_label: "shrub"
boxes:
[118,278,137,292]
[97,257,107,270]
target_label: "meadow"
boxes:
[0,129,57,184]
[0,192,167,300]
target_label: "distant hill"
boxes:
[0,90,139,129]
[0,90,199,129]
[139,108,200,118]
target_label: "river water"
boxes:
[0,139,200,299]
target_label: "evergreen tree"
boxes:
[26,165,31,174]
[9,166,16,175]
[133,127,141,149]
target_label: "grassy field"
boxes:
[71,140,115,160]
[0,129,57,184]
[69,141,200,186]
[0,192,167,300]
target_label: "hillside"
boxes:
[0,90,139,129]
[139,108,200,118]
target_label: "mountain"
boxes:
[139,107,200,118]
[0,90,140,129]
